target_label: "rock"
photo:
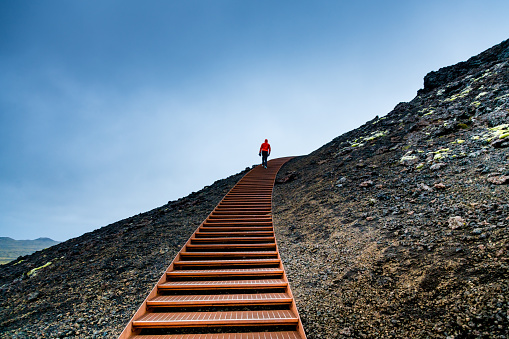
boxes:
[360,180,374,187]
[27,291,40,301]
[275,171,298,184]
[417,183,433,191]
[487,175,509,185]
[400,154,419,166]
[434,183,446,189]
[448,216,466,230]
[430,163,447,171]
[491,138,509,148]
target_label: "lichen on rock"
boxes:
[27,261,52,277]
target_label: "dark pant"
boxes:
[261,151,269,167]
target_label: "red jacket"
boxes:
[259,140,271,153]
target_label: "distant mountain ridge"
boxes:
[0,237,60,264]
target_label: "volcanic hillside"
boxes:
[1,39,509,339]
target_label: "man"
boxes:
[259,139,271,168]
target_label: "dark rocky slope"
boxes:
[273,39,509,338]
[1,39,508,338]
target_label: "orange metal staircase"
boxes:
[119,157,306,339]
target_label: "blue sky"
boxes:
[1,1,508,241]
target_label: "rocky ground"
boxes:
[1,39,508,338]
[273,39,509,338]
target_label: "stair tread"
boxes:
[130,332,302,339]
[175,258,281,266]
[159,279,287,289]
[191,237,275,243]
[212,212,270,216]
[175,259,280,265]
[205,220,272,224]
[186,247,276,250]
[181,251,278,256]
[207,217,272,221]
[148,293,292,305]
[199,227,273,231]
[167,268,283,275]
[195,232,274,236]
[133,310,298,327]
[203,223,273,227]
[214,207,271,210]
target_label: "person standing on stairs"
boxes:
[259,139,271,168]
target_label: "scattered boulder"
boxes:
[491,138,509,148]
[448,216,466,230]
[434,183,446,189]
[487,175,509,185]
[430,163,447,171]
[275,171,298,184]
[360,180,374,187]
[417,183,432,191]
[27,292,40,302]
[400,153,419,166]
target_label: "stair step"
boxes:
[221,196,272,199]
[148,293,292,307]
[211,211,271,216]
[199,227,273,232]
[174,259,280,268]
[207,215,272,220]
[186,244,276,251]
[227,192,272,194]
[190,237,275,243]
[203,221,273,226]
[205,219,272,223]
[228,189,272,191]
[194,231,274,238]
[215,207,271,210]
[222,200,270,203]
[180,252,278,259]
[158,279,287,291]
[213,210,271,214]
[130,333,301,339]
[215,203,271,206]
[167,268,284,278]
[131,333,301,339]
[227,189,272,191]
[133,310,298,328]
[218,204,271,208]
